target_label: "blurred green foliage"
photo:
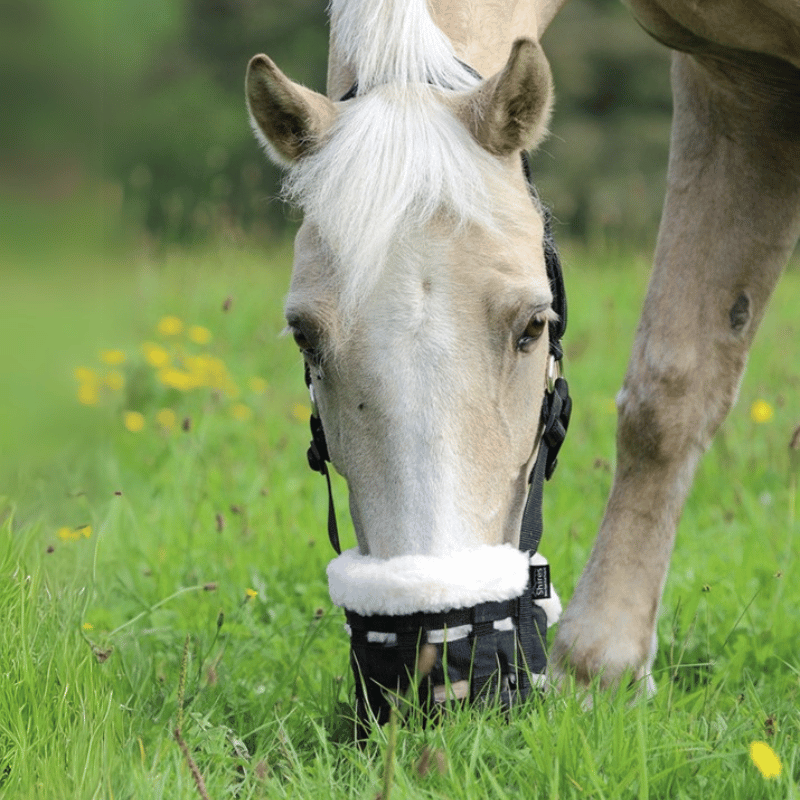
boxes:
[538,0,672,246]
[1,0,673,248]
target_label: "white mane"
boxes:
[284,0,517,313]
[329,0,478,91]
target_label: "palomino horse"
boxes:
[246,0,800,717]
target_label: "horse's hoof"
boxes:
[550,612,657,698]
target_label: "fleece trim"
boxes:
[328,544,560,620]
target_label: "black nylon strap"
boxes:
[340,82,358,101]
[521,150,566,355]
[346,596,520,639]
[305,365,341,554]
[541,377,572,481]
[516,148,571,560]
[519,438,547,557]
[518,375,571,555]
[317,460,340,555]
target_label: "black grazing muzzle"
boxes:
[302,139,571,728]
[346,573,551,729]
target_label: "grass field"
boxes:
[1,234,798,799]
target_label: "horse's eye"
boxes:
[290,325,320,363]
[292,327,310,350]
[516,316,547,352]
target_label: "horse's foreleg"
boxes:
[552,50,800,688]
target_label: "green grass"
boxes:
[1,240,798,799]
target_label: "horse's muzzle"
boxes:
[345,569,550,729]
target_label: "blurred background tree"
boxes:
[1,0,673,251]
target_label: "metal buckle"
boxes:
[545,354,561,393]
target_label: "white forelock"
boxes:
[283,83,513,315]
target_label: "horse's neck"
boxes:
[429,0,540,76]
[326,0,558,98]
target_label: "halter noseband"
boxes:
[302,80,571,729]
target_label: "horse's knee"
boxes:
[617,330,749,467]
[615,361,694,467]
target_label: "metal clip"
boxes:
[545,354,561,393]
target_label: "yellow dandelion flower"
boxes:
[104,370,124,391]
[74,367,96,383]
[123,411,145,432]
[79,525,92,538]
[83,622,94,631]
[158,368,197,392]
[183,355,208,386]
[100,349,126,366]
[185,354,229,389]
[605,398,618,415]
[231,403,253,422]
[244,588,258,601]
[142,342,170,368]
[77,383,99,406]
[292,403,311,423]
[156,408,177,430]
[188,325,212,345]
[750,400,774,424]
[749,741,782,779]
[57,526,80,542]
[248,376,268,395]
[188,353,236,394]
[157,315,184,336]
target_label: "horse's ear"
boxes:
[246,55,337,166]
[460,39,553,156]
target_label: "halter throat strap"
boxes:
[518,149,571,559]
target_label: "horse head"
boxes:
[246,37,566,724]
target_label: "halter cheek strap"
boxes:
[305,364,341,554]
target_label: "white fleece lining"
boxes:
[328,544,562,626]
[328,544,528,616]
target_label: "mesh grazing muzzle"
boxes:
[346,592,549,729]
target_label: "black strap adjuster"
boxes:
[539,376,572,480]
[307,413,330,472]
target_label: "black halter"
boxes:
[306,151,570,549]
[302,80,571,728]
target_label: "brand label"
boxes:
[530,564,551,600]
